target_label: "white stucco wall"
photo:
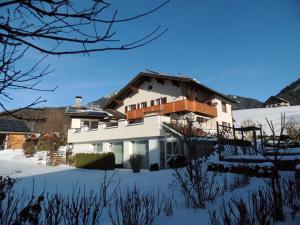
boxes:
[68,115,170,144]
[116,78,184,113]
[71,118,81,129]
[211,98,233,128]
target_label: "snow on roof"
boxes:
[233,105,300,135]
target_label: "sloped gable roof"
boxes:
[265,96,290,105]
[0,119,30,133]
[103,72,236,109]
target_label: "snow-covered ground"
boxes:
[0,149,299,225]
[233,105,300,135]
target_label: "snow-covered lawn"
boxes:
[0,149,299,225]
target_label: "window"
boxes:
[137,103,140,109]
[82,120,90,127]
[94,142,103,152]
[155,98,161,105]
[133,141,149,168]
[81,120,99,129]
[125,106,128,112]
[91,121,99,129]
[129,104,136,111]
[221,102,227,113]
[222,122,228,127]
[150,100,155,106]
[141,102,147,108]
[161,97,167,104]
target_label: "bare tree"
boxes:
[0,0,169,118]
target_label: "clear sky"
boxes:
[9,0,300,109]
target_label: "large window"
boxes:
[133,141,149,168]
[112,142,123,165]
[166,140,184,165]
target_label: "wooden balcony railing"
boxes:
[126,100,217,120]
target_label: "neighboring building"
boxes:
[233,105,300,136]
[0,119,31,150]
[265,96,290,108]
[66,72,235,168]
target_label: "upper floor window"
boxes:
[150,100,155,106]
[129,104,136,111]
[141,102,147,108]
[81,120,98,129]
[161,97,167,104]
[155,98,161,105]
[221,102,227,113]
[91,121,99,129]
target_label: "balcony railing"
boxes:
[126,100,217,120]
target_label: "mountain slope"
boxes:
[276,77,300,105]
[88,92,117,108]
[227,95,263,110]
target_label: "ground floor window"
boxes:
[133,141,149,168]
[111,142,123,166]
[93,142,103,152]
[160,140,184,168]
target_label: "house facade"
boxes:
[0,119,31,150]
[66,72,234,168]
[265,96,290,108]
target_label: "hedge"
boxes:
[75,152,115,170]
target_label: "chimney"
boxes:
[75,96,82,108]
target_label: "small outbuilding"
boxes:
[0,119,31,150]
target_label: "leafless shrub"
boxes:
[173,164,220,209]
[282,178,300,219]
[209,177,300,225]
[108,185,163,225]
[228,175,250,192]
[209,188,275,225]
[161,192,176,216]
[43,194,64,225]
[100,171,119,207]
[63,188,104,225]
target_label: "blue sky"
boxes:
[9,0,300,109]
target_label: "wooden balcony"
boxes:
[126,100,217,120]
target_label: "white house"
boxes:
[66,72,234,168]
